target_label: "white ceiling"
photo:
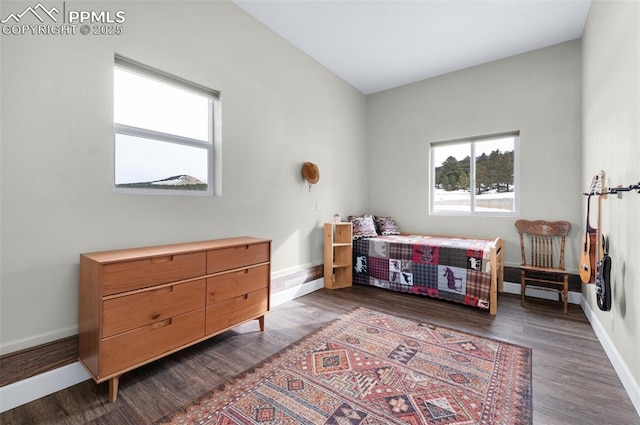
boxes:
[232,0,592,94]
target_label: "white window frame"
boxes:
[113,55,222,196]
[429,132,520,216]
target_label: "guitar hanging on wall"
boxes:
[593,171,611,311]
[596,236,612,311]
[581,171,612,311]
[583,173,638,311]
[579,175,599,283]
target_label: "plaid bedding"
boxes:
[353,234,494,310]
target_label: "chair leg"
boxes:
[562,275,568,313]
[520,271,526,307]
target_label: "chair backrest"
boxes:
[515,220,571,269]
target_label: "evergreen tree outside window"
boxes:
[430,133,519,215]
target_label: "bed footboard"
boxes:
[489,237,504,316]
[355,232,504,315]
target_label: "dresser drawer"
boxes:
[207,242,269,274]
[206,265,269,305]
[101,309,205,377]
[102,252,206,295]
[205,288,268,335]
[102,279,206,338]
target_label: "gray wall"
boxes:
[0,1,368,354]
[366,40,583,269]
[582,0,640,397]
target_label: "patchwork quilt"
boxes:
[353,234,494,310]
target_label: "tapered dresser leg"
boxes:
[109,376,119,402]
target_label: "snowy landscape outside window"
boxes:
[113,55,221,196]
[430,133,519,216]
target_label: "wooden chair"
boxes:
[515,220,571,313]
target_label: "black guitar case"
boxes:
[596,248,612,312]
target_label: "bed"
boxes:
[352,232,504,315]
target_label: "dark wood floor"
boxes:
[1,287,638,425]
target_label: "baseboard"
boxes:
[502,281,582,305]
[581,297,640,417]
[271,261,322,280]
[270,277,324,307]
[0,362,91,413]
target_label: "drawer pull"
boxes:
[151,255,174,264]
[151,313,161,320]
[244,294,249,300]
[150,318,172,330]
[151,286,173,295]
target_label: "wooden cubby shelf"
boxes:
[323,222,353,289]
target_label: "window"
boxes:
[113,55,221,196]
[430,133,519,215]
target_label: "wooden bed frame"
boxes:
[485,236,505,315]
[384,232,504,315]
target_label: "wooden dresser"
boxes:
[78,237,271,402]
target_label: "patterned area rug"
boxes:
[157,308,532,425]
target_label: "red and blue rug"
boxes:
[157,307,532,424]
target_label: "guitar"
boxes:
[579,175,599,283]
[596,236,612,311]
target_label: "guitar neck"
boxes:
[596,171,606,261]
